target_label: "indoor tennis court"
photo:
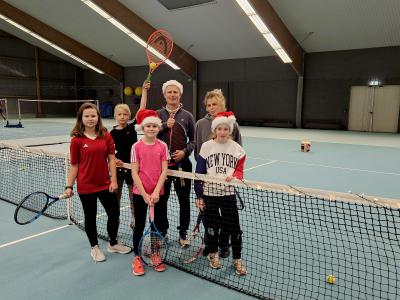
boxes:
[1,1,400,300]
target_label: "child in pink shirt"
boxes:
[130,109,169,276]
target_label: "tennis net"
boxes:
[1,142,399,300]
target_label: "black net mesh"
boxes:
[1,144,400,300]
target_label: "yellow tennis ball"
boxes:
[149,62,157,70]
[124,86,133,96]
[326,274,336,284]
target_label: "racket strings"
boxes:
[16,193,48,224]
[146,31,173,64]
[140,232,167,266]
[179,233,204,263]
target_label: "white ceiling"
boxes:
[1,0,400,70]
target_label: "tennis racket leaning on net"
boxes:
[234,187,245,210]
[138,205,167,267]
[14,192,68,225]
[146,29,174,81]
[179,212,205,264]
[168,112,188,186]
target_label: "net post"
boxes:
[0,98,7,123]
[15,98,23,127]
[64,156,72,225]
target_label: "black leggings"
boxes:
[132,194,168,255]
[203,195,243,259]
[159,158,192,235]
[79,189,120,247]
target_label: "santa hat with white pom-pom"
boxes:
[135,109,162,132]
[211,111,236,133]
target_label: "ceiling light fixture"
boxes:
[81,0,180,70]
[235,0,292,63]
[0,13,104,74]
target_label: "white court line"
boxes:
[0,224,71,249]
[245,160,278,171]
[0,204,132,250]
[247,156,400,176]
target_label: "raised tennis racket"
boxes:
[138,206,167,267]
[168,112,188,186]
[179,212,204,264]
[146,29,174,81]
[14,192,68,225]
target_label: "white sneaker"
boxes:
[107,242,132,254]
[90,245,106,262]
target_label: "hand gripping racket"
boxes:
[14,192,68,225]
[178,212,204,264]
[168,112,188,186]
[138,206,167,267]
[146,29,174,81]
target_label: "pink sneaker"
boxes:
[132,256,145,276]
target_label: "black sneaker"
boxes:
[219,248,230,258]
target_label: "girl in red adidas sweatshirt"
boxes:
[65,102,131,262]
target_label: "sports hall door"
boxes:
[348,85,400,133]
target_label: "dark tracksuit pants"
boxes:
[159,157,192,236]
[203,194,242,259]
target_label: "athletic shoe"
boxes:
[90,245,106,262]
[179,231,190,247]
[233,259,247,276]
[151,253,166,272]
[107,242,132,254]
[208,253,222,269]
[132,256,145,276]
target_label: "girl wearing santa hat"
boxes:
[130,109,170,276]
[194,111,247,276]
[194,88,242,258]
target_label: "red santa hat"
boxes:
[135,109,162,132]
[211,111,236,133]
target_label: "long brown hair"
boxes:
[70,102,106,138]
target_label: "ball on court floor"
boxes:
[124,86,133,96]
[326,274,336,284]
[149,62,157,70]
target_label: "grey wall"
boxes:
[198,56,298,127]
[2,28,399,128]
[303,46,400,129]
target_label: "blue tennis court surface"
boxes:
[1,121,399,300]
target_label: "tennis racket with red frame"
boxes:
[167,112,188,186]
[178,212,204,264]
[146,29,174,81]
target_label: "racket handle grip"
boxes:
[150,205,155,221]
[59,194,69,200]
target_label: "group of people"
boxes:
[64,79,247,277]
